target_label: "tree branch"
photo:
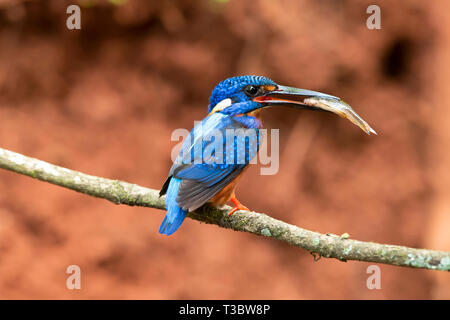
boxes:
[0,147,448,271]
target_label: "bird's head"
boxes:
[208,75,376,135]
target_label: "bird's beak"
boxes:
[253,85,377,135]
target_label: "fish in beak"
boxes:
[253,85,377,135]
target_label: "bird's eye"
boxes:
[244,85,259,97]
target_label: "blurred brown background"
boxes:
[0,0,449,299]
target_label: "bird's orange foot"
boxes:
[228,196,250,216]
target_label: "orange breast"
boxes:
[208,171,244,206]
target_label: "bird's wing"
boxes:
[165,112,260,211]
[175,165,244,211]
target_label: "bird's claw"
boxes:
[227,204,249,216]
[228,196,250,216]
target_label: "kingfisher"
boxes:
[159,75,376,235]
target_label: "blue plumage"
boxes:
[159,111,262,235]
[208,76,276,114]
[158,177,187,235]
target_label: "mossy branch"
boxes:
[0,147,449,271]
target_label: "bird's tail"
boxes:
[159,177,187,236]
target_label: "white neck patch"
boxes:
[210,98,232,114]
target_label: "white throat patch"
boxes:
[210,98,232,114]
